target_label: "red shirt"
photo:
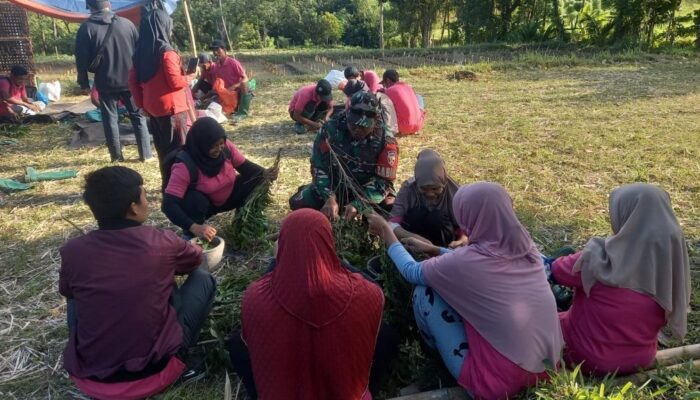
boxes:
[553,253,666,375]
[164,140,246,207]
[214,56,246,88]
[288,84,333,114]
[128,51,189,117]
[0,77,26,117]
[383,82,425,134]
[59,225,203,380]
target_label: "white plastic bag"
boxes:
[324,70,345,89]
[204,102,228,123]
[39,81,61,102]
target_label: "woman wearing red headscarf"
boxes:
[229,209,386,399]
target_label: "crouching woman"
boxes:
[161,117,278,240]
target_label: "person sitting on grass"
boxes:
[192,53,216,99]
[289,91,399,220]
[228,209,390,400]
[162,117,278,241]
[367,182,564,400]
[59,166,216,400]
[381,69,425,136]
[390,149,467,248]
[288,79,334,134]
[551,183,690,376]
[208,40,251,116]
[0,66,41,122]
[340,65,369,110]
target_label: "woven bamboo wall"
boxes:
[0,0,34,75]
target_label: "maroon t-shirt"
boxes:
[59,225,203,379]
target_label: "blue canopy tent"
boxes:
[7,0,178,22]
[8,0,199,55]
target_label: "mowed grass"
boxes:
[1,50,699,399]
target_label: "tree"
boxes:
[319,12,345,45]
[390,0,447,47]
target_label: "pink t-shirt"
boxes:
[383,82,424,134]
[552,253,666,376]
[214,57,246,88]
[164,140,246,207]
[288,85,332,114]
[459,321,550,400]
[0,77,27,117]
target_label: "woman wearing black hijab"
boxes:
[162,117,279,240]
[128,8,192,179]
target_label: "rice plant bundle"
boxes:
[225,149,282,251]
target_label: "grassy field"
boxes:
[1,48,700,399]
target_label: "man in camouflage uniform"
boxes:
[289,91,399,220]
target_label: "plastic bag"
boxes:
[38,81,62,102]
[324,70,345,89]
[204,102,228,123]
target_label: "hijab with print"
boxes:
[134,8,174,83]
[574,183,691,339]
[421,182,563,372]
[391,149,459,222]
[184,117,227,177]
[241,209,384,399]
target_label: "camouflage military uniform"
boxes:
[289,113,399,211]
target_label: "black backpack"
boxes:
[161,148,232,192]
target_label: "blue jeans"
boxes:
[99,91,152,162]
[413,285,469,379]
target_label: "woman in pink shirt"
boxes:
[552,183,690,376]
[368,182,563,400]
[162,117,278,240]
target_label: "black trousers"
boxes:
[180,168,265,234]
[148,112,188,183]
[228,323,399,398]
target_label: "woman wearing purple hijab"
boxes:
[368,182,563,400]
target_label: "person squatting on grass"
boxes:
[228,209,398,400]
[289,91,399,220]
[361,69,399,137]
[206,40,251,116]
[380,69,425,136]
[129,7,193,180]
[0,66,42,122]
[389,149,468,249]
[368,182,564,400]
[161,117,279,241]
[59,166,216,400]
[551,183,691,376]
[75,0,153,163]
[288,79,335,134]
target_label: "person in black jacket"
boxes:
[75,0,153,163]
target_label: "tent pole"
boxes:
[182,0,197,56]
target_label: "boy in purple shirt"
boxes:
[59,166,216,398]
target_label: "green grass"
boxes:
[1,49,699,399]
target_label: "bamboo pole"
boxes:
[655,344,700,367]
[612,359,700,386]
[181,0,197,56]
